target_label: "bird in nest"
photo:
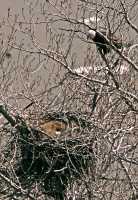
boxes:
[37,112,86,139]
[38,119,67,138]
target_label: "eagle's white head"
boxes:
[87,30,96,40]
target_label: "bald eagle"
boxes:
[87,30,124,55]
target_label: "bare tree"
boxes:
[0,0,138,199]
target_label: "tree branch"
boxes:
[0,105,16,127]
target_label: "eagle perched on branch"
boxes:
[87,30,131,55]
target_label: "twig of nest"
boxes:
[16,137,95,200]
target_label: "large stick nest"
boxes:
[0,106,96,200]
